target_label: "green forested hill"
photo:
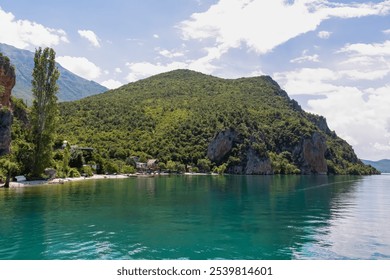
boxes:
[58,69,377,175]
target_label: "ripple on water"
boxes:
[0,243,20,260]
[128,244,148,257]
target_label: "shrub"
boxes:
[68,168,81,178]
[82,165,94,177]
[122,165,136,174]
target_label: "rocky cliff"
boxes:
[294,132,328,175]
[0,53,15,156]
[207,128,328,175]
[207,129,238,163]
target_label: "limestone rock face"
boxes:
[208,128,328,175]
[245,148,273,175]
[208,129,273,175]
[0,109,12,156]
[295,132,328,174]
[207,128,238,163]
[0,54,16,107]
[0,53,15,156]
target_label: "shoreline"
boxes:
[4,172,217,188]
[6,172,381,188]
[6,174,131,188]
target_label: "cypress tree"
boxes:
[30,47,60,178]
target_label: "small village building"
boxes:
[147,159,158,171]
[136,162,147,170]
[15,175,26,182]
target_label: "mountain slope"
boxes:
[362,159,390,173]
[58,69,378,175]
[0,43,107,104]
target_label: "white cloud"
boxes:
[78,29,101,47]
[57,56,102,80]
[179,0,390,55]
[339,69,389,80]
[320,1,390,18]
[274,66,390,160]
[383,29,390,35]
[101,79,123,89]
[125,44,228,82]
[274,67,340,95]
[318,31,332,39]
[250,69,266,77]
[159,49,185,58]
[275,37,390,160]
[290,54,320,64]
[125,61,188,82]
[336,40,390,81]
[366,85,390,95]
[373,142,390,152]
[153,34,159,39]
[339,40,390,56]
[307,87,390,160]
[339,56,379,66]
[0,7,68,49]
[115,68,122,73]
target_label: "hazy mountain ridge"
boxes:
[362,159,390,173]
[0,43,107,104]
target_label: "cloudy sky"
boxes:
[0,0,390,160]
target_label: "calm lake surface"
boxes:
[1,175,389,260]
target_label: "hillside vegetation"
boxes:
[58,69,377,175]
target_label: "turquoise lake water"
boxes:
[0,175,389,260]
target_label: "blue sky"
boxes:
[0,0,390,160]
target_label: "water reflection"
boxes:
[294,175,390,259]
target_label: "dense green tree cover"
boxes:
[58,69,377,175]
[30,47,60,178]
[2,51,65,182]
[0,97,30,185]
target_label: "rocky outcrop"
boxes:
[208,129,273,175]
[307,114,332,135]
[0,53,16,107]
[245,148,273,175]
[0,53,15,156]
[208,128,328,175]
[294,132,328,174]
[207,128,238,163]
[0,109,12,156]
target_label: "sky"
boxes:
[0,0,389,160]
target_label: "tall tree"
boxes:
[0,157,19,188]
[30,47,60,177]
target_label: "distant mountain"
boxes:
[0,43,107,105]
[362,159,390,173]
[58,69,378,175]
